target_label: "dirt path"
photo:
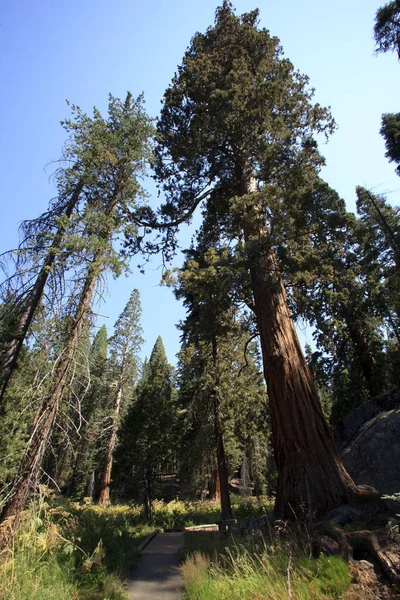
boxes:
[126,532,184,600]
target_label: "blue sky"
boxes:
[1,0,399,364]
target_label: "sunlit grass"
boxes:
[181,542,351,600]
[151,496,273,529]
[0,494,275,600]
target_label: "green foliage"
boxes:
[177,330,269,498]
[181,541,351,600]
[0,496,276,599]
[108,288,143,398]
[381,112,400,176]
[374,0,400,59]
[156,2,333,205]
[0,499,138,600]
[67,325,110,500]
[282,180,393,419]
[114,336,178,510]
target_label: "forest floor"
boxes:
[0,494,398,599]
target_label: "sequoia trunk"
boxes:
[242,180,358,520]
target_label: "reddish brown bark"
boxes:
[214,470,221,503]
[242,181,358,520]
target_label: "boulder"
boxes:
[341,408,400,497]
[325,505,362,525]
[335,388,400,451]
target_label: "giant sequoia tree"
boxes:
[155,2,358,518]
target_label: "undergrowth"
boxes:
[0,495,151,600]
[151,496,273,529]
[181,529,352,600]
[0,494,273,600]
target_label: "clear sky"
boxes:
[1,0,399,364]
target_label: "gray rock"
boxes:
[341,409,400,497]
[325,505,362,525]
[335,389,400,451]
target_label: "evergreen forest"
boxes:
[0,2,400,599]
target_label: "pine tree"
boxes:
[380,113,400,176]
[172,236,249,519]
[284,180,388,406]
[356,187,400,323]
[98,289,143,505]
[177,328,268,505]
[68,324,109,499]
[0,94,153,544]
[115,336,176,518]
[154,2,357,519]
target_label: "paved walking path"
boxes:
[126,532,184,600]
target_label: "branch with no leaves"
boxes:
[237,333,259,376]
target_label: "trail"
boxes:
[126,531,184,600]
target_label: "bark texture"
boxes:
[242,179,358,520]
[0,188,120,547]
[98,387,122,506]
[98,337,131,506]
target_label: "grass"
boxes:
[151,495,273,530]
[0,497,152,600]
[0,494,272,600]
[0,494,350,600]
[181,526,352,600]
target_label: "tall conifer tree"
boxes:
[155,2,358,518]
[115,336,176,518]
[0,94,153,543]
[98,289,143,505]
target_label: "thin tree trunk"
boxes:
[98,387,122,506]
[144,470,153,521]
[241,178,358,520]
[68,428,94,499]
[214,470,221,503]
[211,336,232,521]
[86,471,95,499]
[0,187,121,546]
[0,183,84,408]
[98,338,130,506]
[0,253,101,545]
[364,190,400,270]
[341,306,386,397]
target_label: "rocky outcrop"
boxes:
[335,388,400,452]
[336,390,400,497]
